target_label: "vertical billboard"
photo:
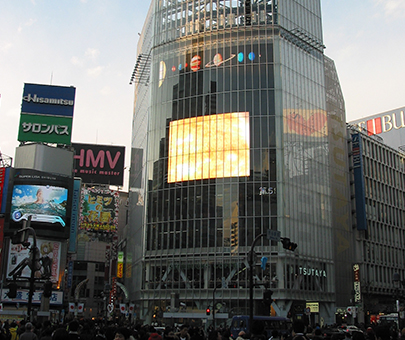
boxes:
[18,83,76,144]
[68,178,82,253]
[7,238,62,283]
[73,143,125,186]
[352,133,367,231]
[79,187,119,233]
[0,167,11,213]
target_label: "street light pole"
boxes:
[249,233,266,335]
[27,230,37,321]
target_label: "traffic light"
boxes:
[11,229,30,247]
[206,307,211,315]
[263,290,273,305]
[281,238,297,251]
[43,280,53,298]
[7,282,18,299]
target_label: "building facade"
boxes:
[348,126,405,324]
[128,0,353,326]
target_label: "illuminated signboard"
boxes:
[73,143,125,186]
[79,187,119,233]
[168,112,250,182]
[117,251,124,278]
[5,169,73,240]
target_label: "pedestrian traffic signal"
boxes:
[43,280,53,298]
[7,283,18,299]
[206,307,211,315]
[263,290,273,305]
[281,238,297,251]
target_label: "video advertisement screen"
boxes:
[168,112,250,183]
[5,169,73,239]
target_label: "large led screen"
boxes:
[5,169,73,239]
[11,184,68,227]
[168,112,250,183]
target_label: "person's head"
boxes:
[374,325,391,340]
[68,320,80,333]
[25,323,33,332]
[148,332,163,340]
[238,331,246,338]
[314,329,322,337]
[208,330,222,340]
[271,330,279,338]
[115,328,131,340]
[292,320,305,335]
[52,328,69,340]
[179,325,189,338]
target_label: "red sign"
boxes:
[0,168,6,211]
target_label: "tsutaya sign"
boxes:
[349,107,405,150]
[299,266,327,277]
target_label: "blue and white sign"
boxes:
[21,83,76,117]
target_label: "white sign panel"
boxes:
[1,289,63,305]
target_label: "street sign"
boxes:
[267,229,281,242]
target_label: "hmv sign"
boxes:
[72,143,125,186]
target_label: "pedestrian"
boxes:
[19,322,38,340]
[269,330,281,340]
[115,327,136,340]
[176,326,191,340]
[67,320,81,340]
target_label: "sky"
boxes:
[1,0,405,190]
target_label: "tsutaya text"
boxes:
[299,266,327,277]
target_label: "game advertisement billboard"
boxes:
[79,187,119,233]
[5,169,73,239]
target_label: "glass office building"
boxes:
[128,0,352,325]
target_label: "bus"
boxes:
[230,315,291,339]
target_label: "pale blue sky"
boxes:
[1,0,405,189]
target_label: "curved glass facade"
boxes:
[129,0,347,325]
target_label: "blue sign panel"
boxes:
[21,83,76,117]
[68,178,82,253]
[352,133,367,231]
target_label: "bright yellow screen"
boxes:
[168,112,250,183]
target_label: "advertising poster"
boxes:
[79,187,119,233]
[7,237,61,283]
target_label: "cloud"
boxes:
[87,66,104,77]
[375,0,405,17]
[18,18,37,32]
[85,48,100,60]
[71,56,84,67]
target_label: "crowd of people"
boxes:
[0,318,404,340]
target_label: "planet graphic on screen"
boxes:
[238,52,244,62]
[159,61,166,87]
[179,64,183,70]
[172,66,176,72]
[205,53,236,67]
[248,52,255,61]
[191,55,202,71]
